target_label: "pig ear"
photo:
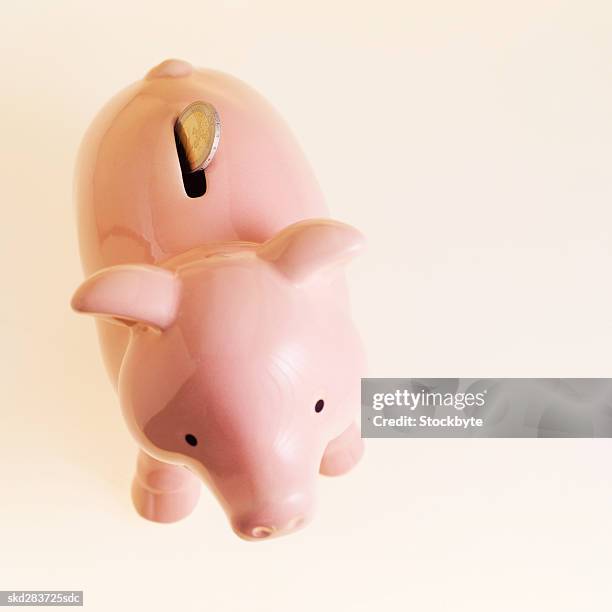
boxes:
[71,265,180,330]
[257,219,365,286]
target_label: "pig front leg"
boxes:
[132,450,201,523]
[320,422,364,476]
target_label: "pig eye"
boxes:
[185,434,198,447]
[314,399,325,413]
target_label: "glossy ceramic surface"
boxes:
[72,59,365,540]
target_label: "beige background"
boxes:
[2,1,612,610]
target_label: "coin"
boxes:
[174,101,221,172]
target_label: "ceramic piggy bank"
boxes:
[71,59,365,540]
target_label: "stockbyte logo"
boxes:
[361,378,612,438]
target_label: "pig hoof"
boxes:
[131,478,200,523]
[319,438,364,477]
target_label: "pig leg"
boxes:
[132,450,201,523]
[320,422,364,476]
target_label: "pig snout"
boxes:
[230,491,314,540]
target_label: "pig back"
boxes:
[75,61,329,385]
[75,62,328,276]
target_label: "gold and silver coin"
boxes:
[174,101,221,172]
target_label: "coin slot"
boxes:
[174,128,207,198]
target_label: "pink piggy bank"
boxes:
[71,59,365,540]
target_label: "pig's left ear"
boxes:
[257,219,365,286]
[71,264,180,330]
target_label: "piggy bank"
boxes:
[71,59,365,540]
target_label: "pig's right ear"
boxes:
[71,265,180,331]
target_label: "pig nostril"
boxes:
[286,516,305,531]
[251,526,274,539]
